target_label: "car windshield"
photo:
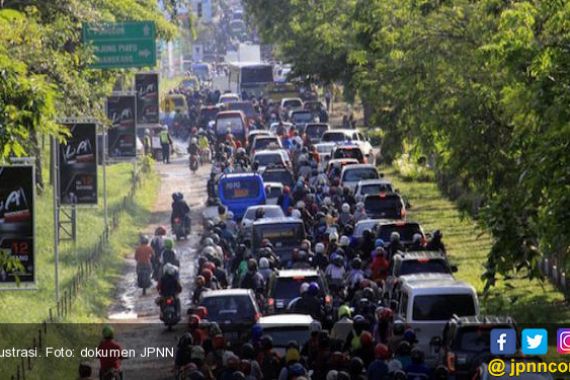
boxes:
[273,276,322,299]
[322,132,348,142]
[360,183,393,195]
[244,207,284,221]
[334,148,363,161]
[261,326,311,348]
[254,138,279,150]
[283,99,302,108]
[255,153,283,166]
[201,295,255,322]
[262,170,294,187]
[216,117,244,136]
[343,168,378,182]
[377,223,421,242]
[412,294,476,321]
[399,259,449,276]
[200,108,219,120]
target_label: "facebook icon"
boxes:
[491,329,517,355]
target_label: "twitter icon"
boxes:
[522,329,548,355]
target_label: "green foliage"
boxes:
[393,153,435,183]
[247,0,570,286]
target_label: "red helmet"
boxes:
[212,334,226,350]
[375,343,390,359]
[283,186,290,194]
[196,306,208,319]
[188,314,201,327]
[379,307,393,321]
[201,269,213,282]
[204,261,216,272]
[360,331,373,347]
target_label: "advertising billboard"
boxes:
[107,95,137,157]
[135,73,159,124]
[59,123,98,205]
[0,165,35,287]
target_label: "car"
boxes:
[218,172,266,220]
[261,165,295,187]
[384,251,457,300]
[241,205,285,238]
[303,100,328,122]
[269,121,294,136]
[289,109,314,130]
[325,158,359,178]
[313,142,337,163]
[252,150,288,172]
[225,101,261,126]
[375,220,423,246]
[219,93,240,104]
[215,110,248,146]
[198,289,261,343]
[321,129,375,163]
[304,123,330,144]
[354,179,394,201]
[257,314,321,356]
[162,94,188,116]
[266,269,331,314]
[394,277,479,364]
[250,135,283,156]
[280,97,303,119]
[198,106,220,129]
[247,130,272,150]
[252,217,306,266]
[331,144,366,163]
[340,164,379,191]
[364,192,406,219]
[432,315,517,380]
[264,182,283,205]
[353,218,394,240]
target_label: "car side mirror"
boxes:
[451,265,458,273]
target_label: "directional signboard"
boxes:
[83,21,156,69]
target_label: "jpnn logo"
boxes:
[522,329,548,355]
[490,329,516,355]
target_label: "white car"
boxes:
[250,135,283,157]
[240,205,285,237]
[321,129,375,164]
[314,142,337,163]
[340,164,380,191]
[252,150,288,172]
[218,93,240,104]
[353,218,394,239]
[280,97,303,119]
[354,179,394,201]
[269,121,293,135]
[264,182,283,205]
[257,314,321,356]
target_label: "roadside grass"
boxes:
[381,166,570,324]
[0,162,159,379]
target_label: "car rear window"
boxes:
[306,125,329,140]
[262,170,294,187]
[377,223,420,242]
[201,295,255,322]
[283,99,302,108]
[334,148,363,161]
[399,259,449,276]
[322,132,348,142]
[244,207,284,220]
[255,153,283,166]
[254,138,280,150]
[261,326,311,348]
[292,112,313,123]
[273,276,322,299]
[343,168,378,182]
[360,183,393,195]
[364,196,404,219]
[412,294,476,321]
[267,187,283,198]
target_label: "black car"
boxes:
[364,192,407,219]
[431,315,516,380]
[266,269,331,315]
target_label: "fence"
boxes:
[9,162,144,380]
[539,257,570,299]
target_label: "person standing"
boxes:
[325,88,332,111]
[143,129,152,157]
[135,235,154,295]
[159,125,173,164]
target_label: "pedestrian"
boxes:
[159,125,173,164]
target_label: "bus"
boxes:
[218,173,266,220]
[266,82,300,103]
[228,62,274,99]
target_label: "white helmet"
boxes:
[356,202,365,210]
[296,201,305,209]
[259,257,270,269]
[323,197,332,206]
[341,203,350,213]
[144,128,150,135]
[291,209,302,219]
[162,124,168,130]
[339,235,350,247]
[191,137,197,144]
[315,242,325,254]
[300,282,310,294]
[227,211,234,219]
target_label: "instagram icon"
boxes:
[557,329,570,354]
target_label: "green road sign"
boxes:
[82,21,157,69]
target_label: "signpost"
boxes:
[83,21,157,69]
[0,165,36,289]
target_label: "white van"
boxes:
[395,276,479,362]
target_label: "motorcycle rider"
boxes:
[188,137,200,168]
[134,235,153,295]
[157,263,182,319]
[292,282,324,320]
[161,238,180,269]
[388,232,405,258]
[426,229,446,254]
[330,304,354,346]
[171,192,191,234]
[240,259,265,294]
[159,125,173,164]
[207,172,217,204]
[97,325,124,380]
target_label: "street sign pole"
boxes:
[103,128,109,239]
[51,137,60,303]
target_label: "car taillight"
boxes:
[447,352,456,373]
[325,295,332,304]
[268,298,275,306]
[166,298,174,305]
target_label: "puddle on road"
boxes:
[108,311,138,320]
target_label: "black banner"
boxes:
[135,73,159,124]
[0,166,35,285]
[59,123,98,205]
[107,95,137,157]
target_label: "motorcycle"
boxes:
[159,296,180,330]
[172,217,190,240]
[189,154,199,172]
[199,147,211,164]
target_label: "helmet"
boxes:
[260,335,273,350]
[188,313,201,328]
[360,331,373,347]
[227,211,234,219]
[162,124,168,130]
[404,328,417,344]
[396,341,411,356]
[308,282,319,296]
[362,287,374,301]
[301,239,311,250]
[202,246,216,258]
[163,263,178,276]
[413,233,422,243]
[259,257,270,269]
[393,320,406,335]
[329,231,339,241]
[374,343,390,360]
[390,231,400,242]
[338,304,351,319]
[296,201,305,209]
[299,282,310,294]
[102,325,114,339]
[196,306,208,319]
[192,137,198,144]
[339,235,350,247]
[375,239,385,248]
[140,235,149,245]
[433,229,443,239]
[341,203,350,213]
[164,238,174,250]
[212,334,225,350]
[291,209,301,219]
[251,324,263,341]
[351,257,362,270]
[315,243,325,254]
[195,275,205,287]
[356,202,364,210]
[203,237,214,247]
[349,357,364,375]
[247,258,258,271]
[288,363,306,377]
[201,269,213,281]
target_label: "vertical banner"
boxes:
[59,123,98,205]
[135,73,159,124]
[107,95,137,157]
[0,165,35,287]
